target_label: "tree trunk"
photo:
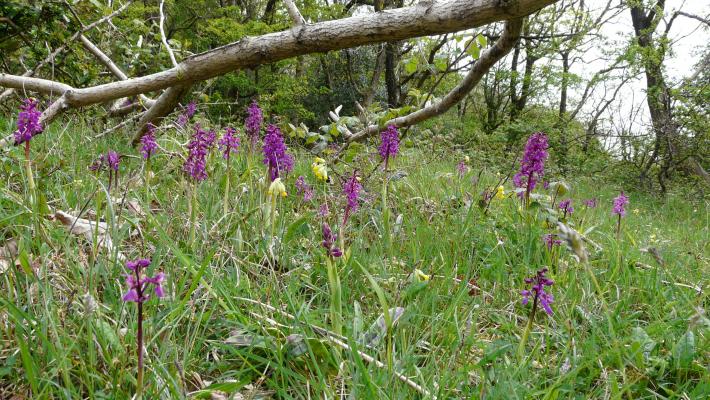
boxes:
[385,42,400,107]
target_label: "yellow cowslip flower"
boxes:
[414,269,430,282]
[312,163,328,181]
[495,185,505,200]
[632,208,640,215]
[268,178,287,197]
[312,158,328,181]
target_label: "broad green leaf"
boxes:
[434,58,448,72]
[631,327,655,358]
[404,58,418,74]
[284,214,311,244]
[673,330,695,369]
[477,34,488,48]
[467,44,481,59]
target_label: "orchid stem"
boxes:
[189,184,197,247]
[224,156,231,215]
[518,295,537,359]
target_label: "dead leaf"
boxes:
[54,210,125,260]
[0,238,18,273]
[360,307,406,348]
[111,197,145,217]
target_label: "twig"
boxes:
[159,0,179,68]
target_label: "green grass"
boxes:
[1,121,708,399]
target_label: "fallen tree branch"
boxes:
[0,0,556,148]
[132,84,191,143]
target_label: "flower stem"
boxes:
[270,194,277,241]
[223,156,231,215]
[135,269,144,400]
[517,295,538,359]
[145,159,151,205]
[189,184,197,247]
[24,142,40,246]
[382,160,391,255]
[325,257,342,337]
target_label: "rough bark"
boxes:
[384,42,401,107]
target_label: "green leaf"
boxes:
[477,340,512,367]
[434,58,448,72]
[467,43,481,60]
[404,58,418,74]
[673,330,695,369]
[630,327,655,367]
[95,319,122,351]
[17,247,33,275]
[477,34,488,48]
[284,214,311,244]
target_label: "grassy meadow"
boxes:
[1,119,708,399]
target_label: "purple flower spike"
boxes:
[262,124,294,181]
[106,151,120,171]
[318,203,330,218]
[13,98,43,144]
[513,132,549,198]
[612,192,629,217]
[378,125,400,163]
[219,127,241,160]
[321,223,342,258]
[543,233,562,250]
[177,101,197,127]
[295,176,314,202]
[583,198,598,208]
[521,268,554,315]
[140,124,158,160]
[456,160,467,177]
[184,125,216,182]
[245,101,263,147]
[122,258,165,303]
[342,172,362,226]
[558,199,574,216]
[90,150,121,172]
[343,173,362,213]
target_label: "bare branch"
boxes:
[284,0,306,26]
[159,0,179,68]
[79,35,156,107]
[676,11,710,27]
[345,18,524,144]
